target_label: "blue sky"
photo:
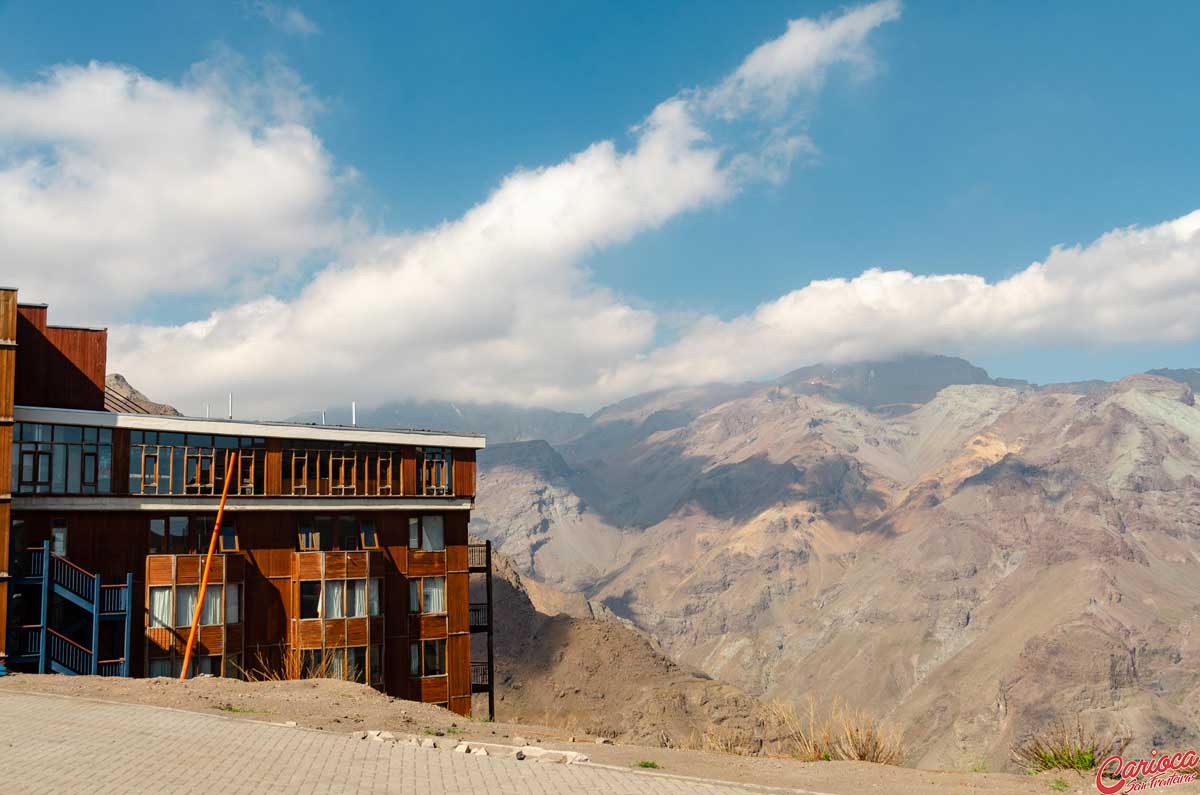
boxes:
[1,1,1198,414]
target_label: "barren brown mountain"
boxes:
[472,356,1200,771]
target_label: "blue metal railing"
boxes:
[100,585,128,614]
[22,541,133,678]
[49,554,96,604]
[46,628,92,675]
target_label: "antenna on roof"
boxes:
[321,410,326,425]
[352,400,357,427]
[228,393,233,420]
[205,403,210,419]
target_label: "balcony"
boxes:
[470,661,490,693]
[467,542,489,573]
[468,603,489,632]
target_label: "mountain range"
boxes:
[464,355,1200,770]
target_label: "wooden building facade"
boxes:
[0,288,493,717]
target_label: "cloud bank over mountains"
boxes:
[2,1,1197,418]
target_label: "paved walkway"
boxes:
[0,691,805,794]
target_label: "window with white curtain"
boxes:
[325,580,345,619]
[149,587,171,628]
[200,585,222,626]
[175,585,198,627]
[369,579,381,617]
[421,515,444,551]
[225,584,241,625]
[422,576,445,614]
[328,648,346,680]
[346,580,366,617]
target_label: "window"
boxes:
[417,447,452,496]
[298,520,319,551]
[347,580,366,618]
[129,432,264,496]
[219,521,238,552]
[148,658,172,678]
[301,650,323,678]
[195,655,220,676]
[51,519,67,557]
[346,646,366,684]
[370,643,383,688]
[360,519,379,550]
[200,586,222,626]
[421,516,444,551]
[300,582,322,619]
[335,516,359,551]
[423,577,446,614]
[168,516,189,554]
[224,654,242,679]
[149,586,171,628]
[13,422,112,494]
[175,585,198,627]
[283,444,398,496]
[149,518,167,554]
[369,579,381,617]
[410,639,446,677]
[325,580,345,619]
[225,584,241,625]
[407,515,445,551]
[408,576,445,615]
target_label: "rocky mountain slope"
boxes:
[477,551,769,749]
[105,373,182,415]
[470,357,1200,771]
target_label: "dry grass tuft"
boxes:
[764,697,906,766]
[1010,719,1130,773]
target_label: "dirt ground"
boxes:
[0,674,1147,794]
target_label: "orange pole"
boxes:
[180,450,238,680]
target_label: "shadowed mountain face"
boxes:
[470,357,1200,771]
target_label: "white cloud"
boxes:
[596,209,1200,397]
[98,2,904,417]
[14,1,1199,420]
[253,3,320,37]
[0,57,344,321]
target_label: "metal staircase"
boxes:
[9,541,133,676]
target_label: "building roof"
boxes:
[14,405,486,449]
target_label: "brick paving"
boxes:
[0,691,806,794]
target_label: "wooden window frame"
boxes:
[409,638,447,678]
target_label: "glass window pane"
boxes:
[409,643,420,676]
[325,580,345,619]
[220,521,237,552]
[314,516,332,551]
[148,658,172,677]
[98,446,112,492]
[346,580,366,617]
[336,516,358,551]
[422,577,445,614]
[408,517,419,549]
[225,583,241,625]
[370,643,383,686]
[82,426,96,443]
[369,579,381,617]
[149,519,166,554]
[149,586,171,628]
[51,521,67,557]
[346,647,366,684]
[300,582,322,619]
[329,648,346,680]
[361,518,378,549]
[168,516,189,554]
[67,446,82,492]
[409,580,419,614]
[423,639,446,676]
[421,516,444,551]
[201,585,222,626]
[175,585,198,627]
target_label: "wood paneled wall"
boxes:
[14,304,106,410]
[12,508,474,714]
